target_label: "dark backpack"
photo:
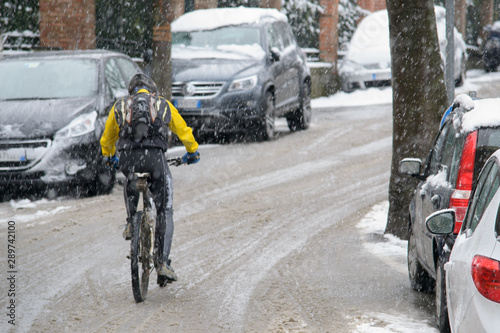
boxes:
[124,92,159,142]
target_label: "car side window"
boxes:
[440,123,458,182]
[116,58,140,85]
[464,160,500,235]
[427,122,450,176]
[105,58,126,100]
[267,23,284,51]
[278,22,292,48]
[448,133,465,187]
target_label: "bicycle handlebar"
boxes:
[167,157,184,167]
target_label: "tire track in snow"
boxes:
[214,171,390,331]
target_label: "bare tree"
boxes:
[385,0,449,239]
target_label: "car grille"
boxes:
[0,139,51,171]
[172,82,225,98]
[364,63,382,69]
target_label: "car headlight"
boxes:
[228,75,258,92]
[55,111,97,140]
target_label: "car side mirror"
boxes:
[426,209,456,235]
[399,158,422,176]
[270,47,280,62]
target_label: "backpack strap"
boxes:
[114,98,128,127]
[125,97,133,124]
[150,94,158,122]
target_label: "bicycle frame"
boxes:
[130,172,157,302]
[135,173,157,267]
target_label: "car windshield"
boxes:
[0,58,98,100]
[173,26,261,48]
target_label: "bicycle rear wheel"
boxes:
[130,211,153,302]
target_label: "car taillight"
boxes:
[449,131,477,233]
[471,255,500,303]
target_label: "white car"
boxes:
[340,6,467,92]
[427,149,500,333]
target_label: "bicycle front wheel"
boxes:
[130,211,153,302]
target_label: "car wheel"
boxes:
[436,254,451,333]
[256,91,275,141]
[77,168,116,197]
[407,228,435,292]
[287,83,311,131]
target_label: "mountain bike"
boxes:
[130,156,183,303]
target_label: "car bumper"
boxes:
[0,135,101,190]
[455,290,500,333]
[173,89,263,133]
[341,68,392,91]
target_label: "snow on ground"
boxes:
[2,70,497,332]
[312,87,392,108]
[355,202,438,333]
[311,69,500,109]
[352,312,438,333]
[0,198,71,225]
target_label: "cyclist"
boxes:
[100,73,200,286]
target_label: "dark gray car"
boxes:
[170,7,311,140]
[399,95,500,332]
[0,50,142,198]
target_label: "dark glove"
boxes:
[104,155,119,170]
[182,151,200,165]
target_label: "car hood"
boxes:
[345,45,391,67]
[0,97,97,139]
[172,57,263,82]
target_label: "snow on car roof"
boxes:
[461,98,500,132]
[171,7,287,32]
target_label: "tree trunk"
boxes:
[385,0,448,239]
[455,0,467,37]
[478,0,494,42]
[152,0,177,99]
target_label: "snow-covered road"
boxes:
[2,69,500,332]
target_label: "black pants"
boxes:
[119,148,174,265]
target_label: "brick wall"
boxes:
[194,0,217,10]
[319,0,339,65]
[358,0,386,12]
[39,0,96,50]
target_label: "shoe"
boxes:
[122,223,132,240]
[157,261,177,287]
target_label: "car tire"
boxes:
[287,83,311,131]
[256,91,275,141]
[436,254,451,333]
[78,169,116,197]
[407,227,435,292]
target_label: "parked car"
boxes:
[0,50,142,199]
[482,21,500,72]
[399,94,500,332]
[427,149,500,333]
[170,7,311,140]
[340,6,467,92]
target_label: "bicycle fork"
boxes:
[136,176,157,271]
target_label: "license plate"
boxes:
[174,99,200,109]
[0,148,25,162]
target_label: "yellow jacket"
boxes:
[100,90,198,156]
